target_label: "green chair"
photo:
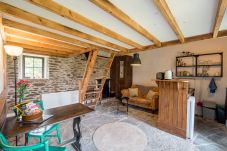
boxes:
[26,100,61,144]
[0,132,66,151]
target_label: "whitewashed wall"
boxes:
[133,37,227,114]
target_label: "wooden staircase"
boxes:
[79,50,115,108]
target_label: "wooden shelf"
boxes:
[197,64,222,67]
[176,65,195,67]
[176,52,223,78]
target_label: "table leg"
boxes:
[127,99,128,113]
[71,117,81,151]
[24,133,28,146]
[15,136,18,146]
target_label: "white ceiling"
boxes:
[166,0,219,37]
[0,0,226,50]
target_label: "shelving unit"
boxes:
[176,52,223,78]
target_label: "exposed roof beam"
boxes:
[2,19,115,53]
[129,29,227,53]
[5,34,80,54]
[0,2,128,52]
[4,27,85,52]
[213,0,227,38]
[154,0,184,43]
[6,41,72,56]
[24,49,68,57]
[90,0,161,46]
[27,0,143,49]
[0,14,6,42]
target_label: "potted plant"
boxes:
[16,80,31,104]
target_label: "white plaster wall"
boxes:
[133,37,227,111]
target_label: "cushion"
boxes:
[121,89,129,97]
[146,90,156,100]
[129,88,139,97]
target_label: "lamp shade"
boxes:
[4,45,23,57]
[131,53,141,66]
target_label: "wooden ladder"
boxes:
[79,50,115,108]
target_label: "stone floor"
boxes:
[23,98,227,151]
[62,98,227,151]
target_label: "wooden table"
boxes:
[1,103,94,151]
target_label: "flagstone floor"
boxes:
[23,98,227,151]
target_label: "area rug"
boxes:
[93,122,147,151]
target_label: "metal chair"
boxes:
[26,100,61,144]
[0,132,66,151]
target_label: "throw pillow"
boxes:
[129,88,138,97]
[146,90,156,100]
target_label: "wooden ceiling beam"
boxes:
[27,0,143,49]
[90,0,161,46]
[24,49,68,57]
[0,2,128,52]
[213,0,227,38]
[129,29,227,53]
[0,14,6,42]
[4,27,85,52]
[154,0,184,43]
[5,34,80,54]
[6,41,72,56]
[2,19,116,53]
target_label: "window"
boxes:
[20,54,48,79]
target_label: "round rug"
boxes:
[93,122,147,151]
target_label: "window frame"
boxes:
[19,53,49,80]
[22,55,45,79]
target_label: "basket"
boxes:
[22,110,43,122]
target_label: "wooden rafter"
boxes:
[24,49,68,57]
[5,34,81,54]
[2,19,117,53]
[213,0,227,38]
[154,0,184,43]
[4,27,85,52]
[27,0,143,49]
[0,14,5,42]
[0,2,128,52]
[6,41,72,56]
[129,30,227,53]
[90,0,161,46]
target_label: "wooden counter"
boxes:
[156,79,188,138]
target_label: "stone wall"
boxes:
[7,54,109,109]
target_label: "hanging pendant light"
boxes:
[131,53,141,66]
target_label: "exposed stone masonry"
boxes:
[7,54,108,109]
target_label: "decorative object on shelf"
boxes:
[181,51,195,56]
[4,45,23,112]
[209,78,217,94]
[16,80,31,104]
[131,53,141,66]
[156,72,164,80]
[164,70,173,80]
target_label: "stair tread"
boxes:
[85,90,101,94]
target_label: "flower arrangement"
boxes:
[16,80,31,104]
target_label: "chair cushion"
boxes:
[146,90,156,100]
[129,88,138,97]
[129,97,152,106]
[29,126,53,136]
